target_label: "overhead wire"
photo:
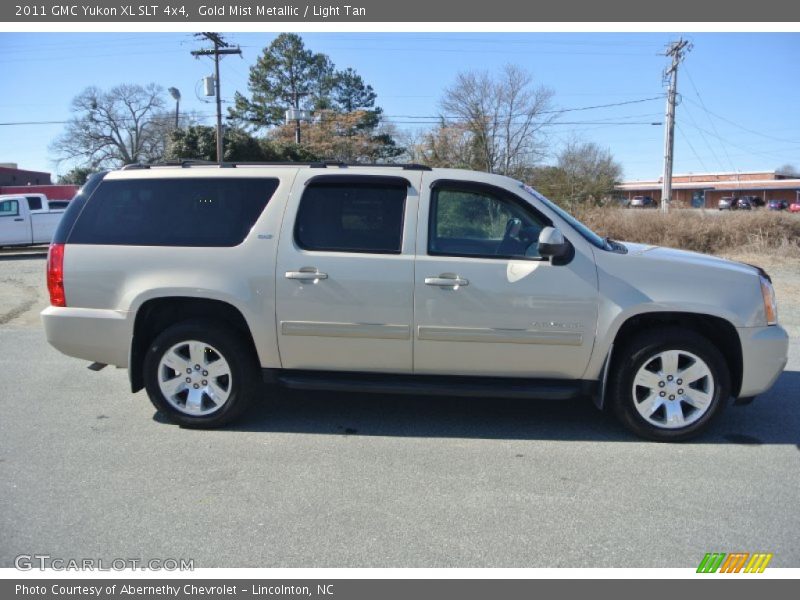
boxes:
[682,66,738,171]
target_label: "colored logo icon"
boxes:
[697,553,773,573]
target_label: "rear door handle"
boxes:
[425,274,469,288]
[14,218,24,222]
[285,268,328,282]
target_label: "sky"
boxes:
[1,32,798,181]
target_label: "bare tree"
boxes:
[776,163,800,178]
[440,65,555,177]
[51,83,169,168]
[555,140,623,207]
[401,123,477,169]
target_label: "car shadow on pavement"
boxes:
[164,369,800,445]
[0,252,46,261]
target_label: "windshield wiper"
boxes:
[604,236,628,254]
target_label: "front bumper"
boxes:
[737,325,789,398]
[41,306,131,368]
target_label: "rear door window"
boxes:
[67,178,279,247]
[26,196,43,211]
[294,180,407,254]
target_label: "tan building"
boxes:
[616,170,800,208]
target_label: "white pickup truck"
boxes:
[0,193,66,247]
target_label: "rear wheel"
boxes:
[143,320,259,428]
[609,328,730,441]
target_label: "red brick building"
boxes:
[616,171,800,208]
[0,165,78,200]
[0,164,52,186]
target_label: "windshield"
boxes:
[519,184,608,250]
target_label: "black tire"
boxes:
[608,327,730,442]
[143,320,260,428]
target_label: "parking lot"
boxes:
[1,249,798,568]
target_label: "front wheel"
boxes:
[608,328,730,441]
[143,320,259,428]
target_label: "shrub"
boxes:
[573,207,800,257]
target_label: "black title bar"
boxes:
[4,1,800,22]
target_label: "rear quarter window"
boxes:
[67,178,279,247]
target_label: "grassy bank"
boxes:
[573,207,800,257]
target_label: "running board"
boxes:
[269,370,592,401]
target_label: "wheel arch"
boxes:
[129,296,260,393]
[608,311,743,400]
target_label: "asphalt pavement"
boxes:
[1,252,798,568]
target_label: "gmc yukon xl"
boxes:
[41,164,789,441]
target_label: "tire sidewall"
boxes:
[611,330,730,442]
[143,321,256,428]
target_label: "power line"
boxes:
[0,115,662,128]
[378,96,665,121]
[682,96,800,145]
[679,120,800,159]
[682,65,737,172]
[303,45,654,57]
[384,120,660,126]
[0,113,220,127]
[678,102,727,172]
[0,120,68,126]
[675,122,709,172]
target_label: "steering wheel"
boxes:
[518,226,537,246]
[496,218,524,255]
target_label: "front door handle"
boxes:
[285,267,328,282]
[425,274,469,288]
[14,218,24,222]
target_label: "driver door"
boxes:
[413,177,599,379]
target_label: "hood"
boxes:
[620,242,760,278]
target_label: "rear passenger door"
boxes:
[275,173,420,373]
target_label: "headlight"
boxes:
[760,275,778,325]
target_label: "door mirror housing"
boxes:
[537,227,571,264]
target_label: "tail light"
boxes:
[47,242,66,307]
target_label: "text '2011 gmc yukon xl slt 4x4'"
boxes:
[41,164,789,441]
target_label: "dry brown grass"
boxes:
[574,207,800,257]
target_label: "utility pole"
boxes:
[286,90,310,144]
[293,91,301,144]
[191,33,242,164]
[660,38,692,214]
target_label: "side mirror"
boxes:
[537,227,570,262]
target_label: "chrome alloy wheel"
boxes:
[631,349,715,429]
[157,340,232,416]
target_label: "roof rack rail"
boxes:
[129,160,436,171]
[181,159,218,168]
